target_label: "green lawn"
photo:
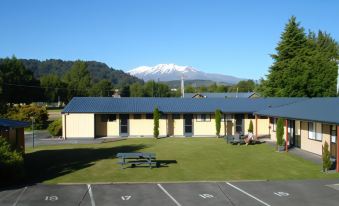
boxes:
[24,138,339,184]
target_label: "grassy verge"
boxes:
[24,138,339,184]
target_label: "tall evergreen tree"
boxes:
[260,16,308,97]
[259,16,339,97]
[63,60,91,100]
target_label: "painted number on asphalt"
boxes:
[199,194,214,199]
[45,196,58,201]
[274,192,290,197]
[121,195,132,200]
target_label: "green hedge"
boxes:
[0,138,24,184]
[48,119,62,137]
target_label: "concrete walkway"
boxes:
[264,139,322,164]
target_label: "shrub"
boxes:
[248,120,253,133]
[276,118,284,146]
[5,104,48,129]
[322,141,331,172]
[0,138,25,184]
[215,109,221,137]
[48,118,62,137]
[153,107,160,138]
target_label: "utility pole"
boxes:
[181,75,185,98]
[31,117,35,148]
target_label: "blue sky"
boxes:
[0,0,338,79]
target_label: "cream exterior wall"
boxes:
[269,119,287,142]
[63,113,95,138]
[300,122,331,155]
[243,115,270,136]
[129,114,167,137]
[193,114,216,136]
[173,116,184,137]
[95,114,120,137]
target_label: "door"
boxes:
[167,115,174,137]
[295,121,301,148]
[184,114,193,137]
[330,125,337,159]
[288,120,295,147]
[120,114,129,137]
[234,114,244,134]
[226,121,233,135]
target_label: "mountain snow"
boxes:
[127,64,243,84]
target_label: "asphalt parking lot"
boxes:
[1,180,339,206]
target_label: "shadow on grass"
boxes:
[23,144,147,185]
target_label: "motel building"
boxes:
[62,97,339,172]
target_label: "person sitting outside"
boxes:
[244,131,254,145]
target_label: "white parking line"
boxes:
[87,184,96,206]
[12,186,27,206]
[157,184,182,206]
[226,182,271,206]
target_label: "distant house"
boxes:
[184,92,259,98]
[0,119,30,152]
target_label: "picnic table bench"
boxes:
[116,152,158,169]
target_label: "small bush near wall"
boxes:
[48,119,62,137]
[248,120,253,133]
[322,141,331,172]
[153,107,160,138]
[0,138,24,184]
[215,109,221,137]
[276,118,284,147]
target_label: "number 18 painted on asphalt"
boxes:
[45,196,58,201]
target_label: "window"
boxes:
[146,114,153,119]
[196,114,211,122]
[331,125,337,143]
[247,114,255,119]
[101,114,116,122]
[133,114,142,119]
[315,123,322,141]
[308,122,315,140]
[101,115,108,122]
[271,118,277,132]
[309,122,322,141]
[108,114,116,122]
[172,114,181,119]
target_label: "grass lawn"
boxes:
[24,138,339,184]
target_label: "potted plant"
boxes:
[276,118,285,151]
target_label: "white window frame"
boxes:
[308,122,322,141]
[331,125,336,143]
[196,114,211,122]
[308,122,315,140]
[315,123,322,141]
[272,118,277,132]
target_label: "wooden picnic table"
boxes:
[116,152,157,169]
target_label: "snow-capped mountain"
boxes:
[127,64,243,84]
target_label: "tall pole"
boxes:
[181,75,185,98]
[31,117,35,148]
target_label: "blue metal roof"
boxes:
[184,92,257,98]
[0,118,31,128]
[62,97,306,114]
[255,98,339,124]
